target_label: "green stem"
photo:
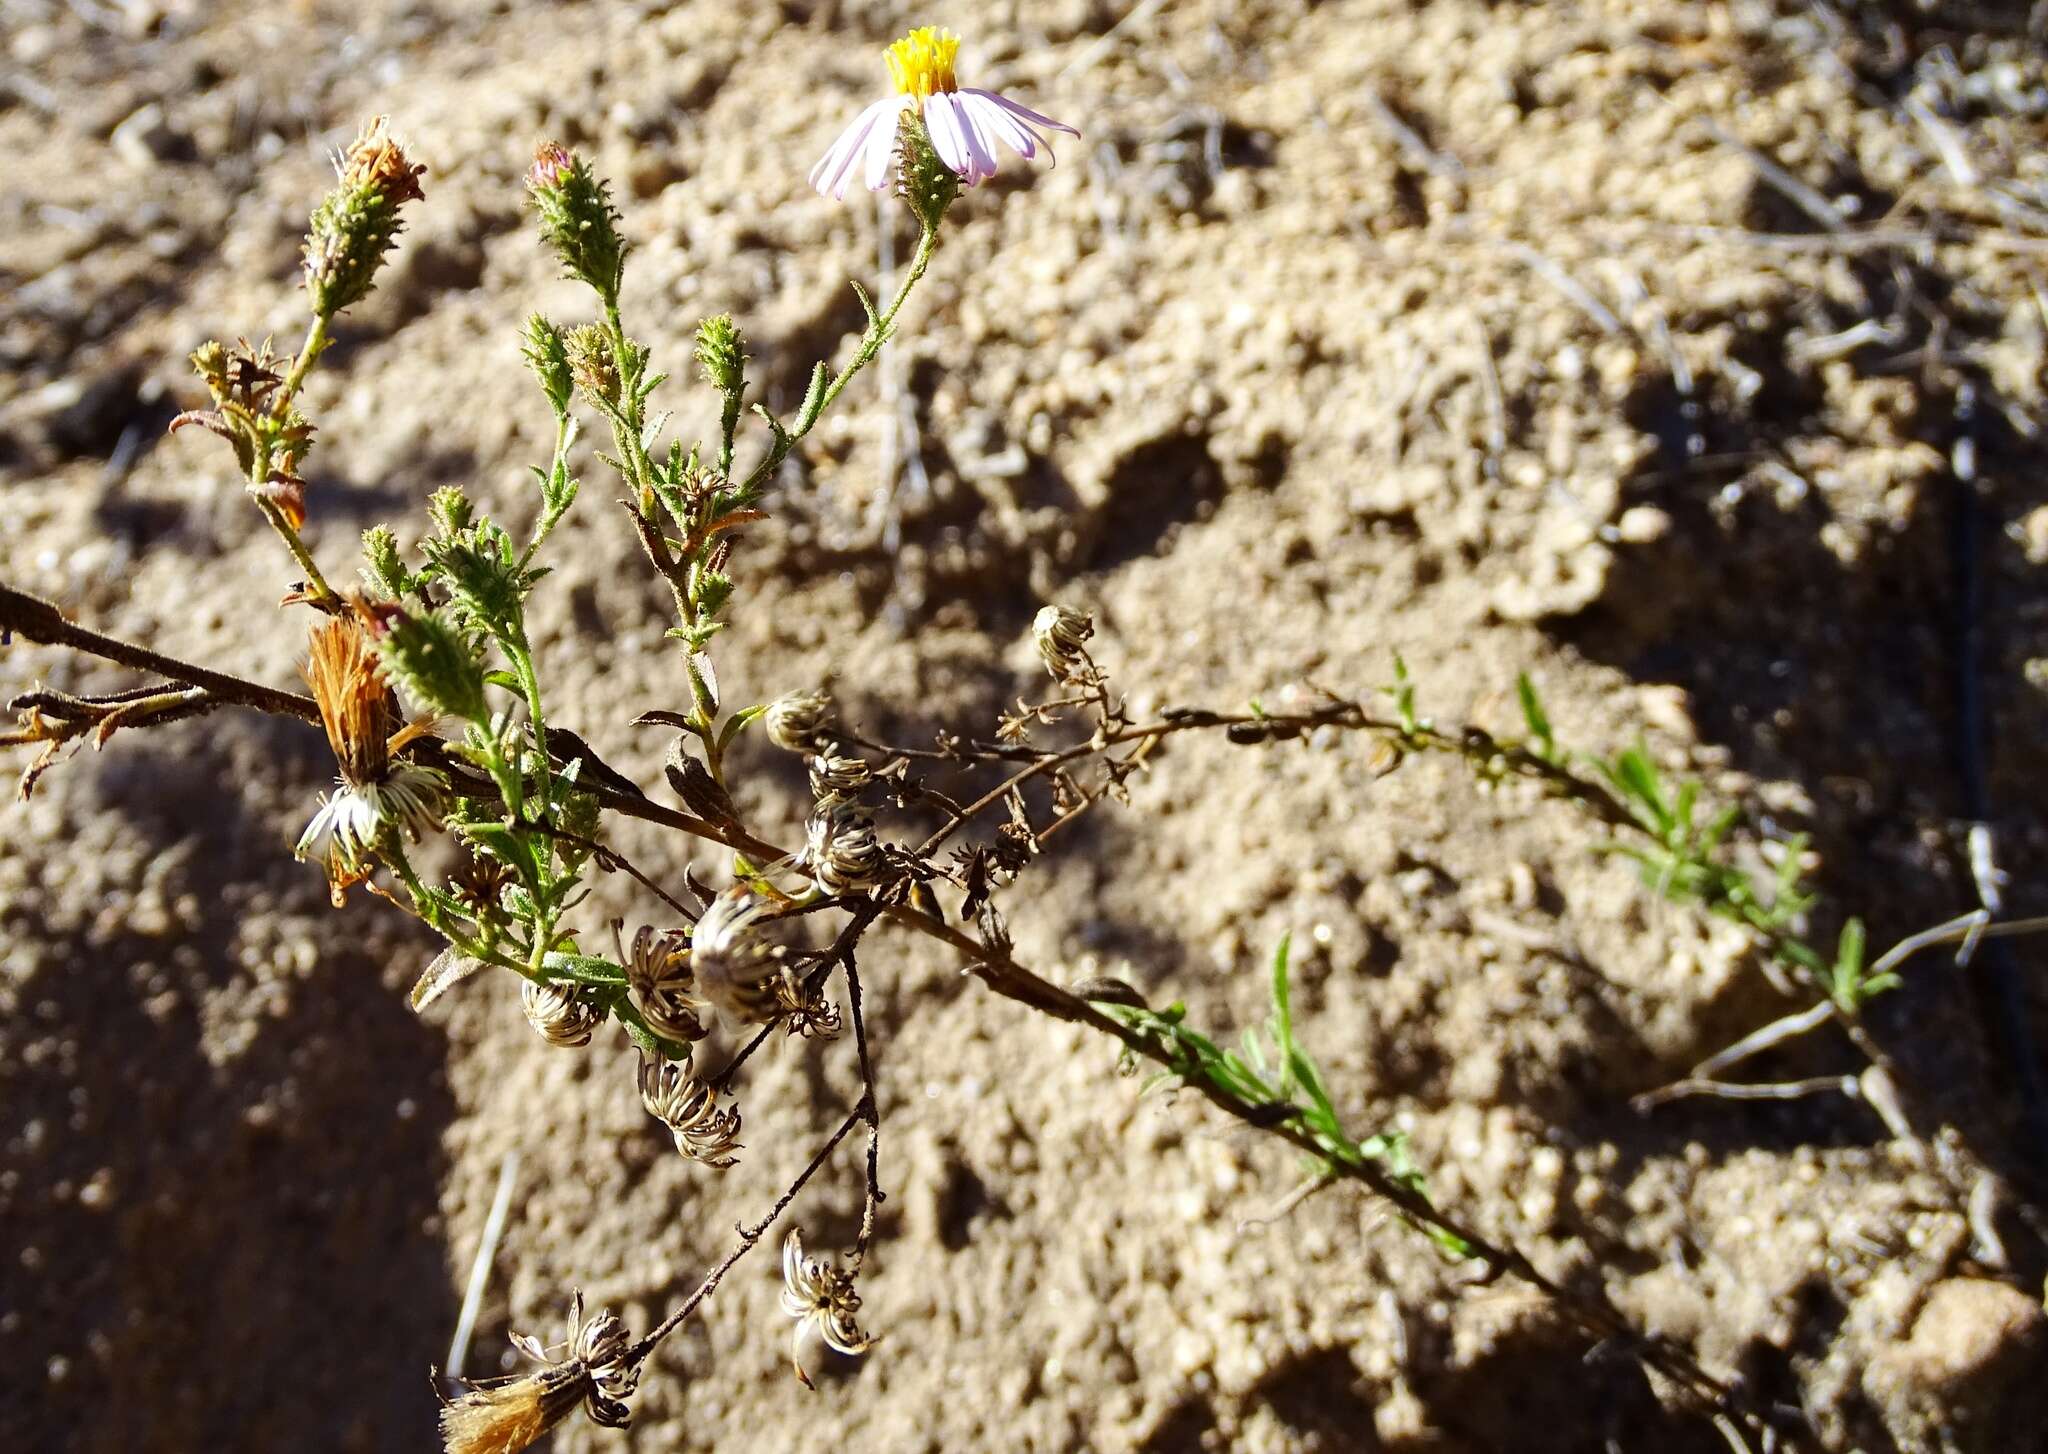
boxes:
[388,844,529,979]
[250,313,338,604]
[519,412,576,569]
[254,496,339,605]
[277,313,331,409]
[507,631,553,805]
[739,224,939,495]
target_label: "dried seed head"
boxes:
[447,852,512,917]
[438,1368,585,1454]
[780,1227,876,1388]
[570,1306,631,1372]
[807,752,872,803]
[618,924,706,1046]
[765,690,835,753]
[445,1291,637,1452]
[774,974,843,1040]
[689,885,790,1026]
[638,1054,742,1167]
[1032,604,1095,685]
[804,804,884,896]
[521,979,602,1048]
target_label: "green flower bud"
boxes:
[526,142,626,302]
[522,313,574,416]
[303,116,427,317]
[694,315,746,395]
[377,607,490,723]
[361,525,411,598]
[420,517,539,639]
[428,485,473,538]
[563,323,620,409]
[893,110,959,234]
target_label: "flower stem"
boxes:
[739,224,940,495]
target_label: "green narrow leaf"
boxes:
[1269,932,1295,1048]
[850,278,881,328]
[797,361,829,428]
[1515,673,1553,751]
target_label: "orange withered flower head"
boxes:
[294,612,444,902]
[339,115,427,205]
[304,613,398,788]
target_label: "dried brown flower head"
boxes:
[780,1227,875,1388]
[689,885,791,1026]
[803,803,884,896]
[306,614,398,788]
[765,689,835,753]
[618,923,707,1046]
[638,1053,743,1166]
[440,1292,637,1454]
[1032,603,1095,685]
[338,115,427,205]
[521,979,602,1048]
[294,613,443,901]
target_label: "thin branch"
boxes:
[624,1106,863,1368]
[1633,1074,1860,1111]
[1,583,320,724]
[845,948,884,1268]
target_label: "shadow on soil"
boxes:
[0,725,456,1454]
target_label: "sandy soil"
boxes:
[5,2,2048,1451]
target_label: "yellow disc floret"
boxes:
[885,26,960,101]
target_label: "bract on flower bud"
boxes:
[429,485,474,537]
[895,109,960,233]
[694,314,746,396]
[361,525,410,599]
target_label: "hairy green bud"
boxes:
[694,315,746,395]
[378,606,489,724]
[894,111,959,234]
[420,518,541,639]
[522,313,575,416]
[563,323,620,409]
[526,142,626,303]
[303,116,426,317]
[429,485,474,538]
[361,525,411,598]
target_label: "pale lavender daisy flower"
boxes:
[809,26,1079,200]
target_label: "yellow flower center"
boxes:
[885,26,960,101]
